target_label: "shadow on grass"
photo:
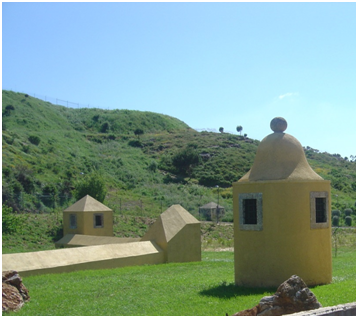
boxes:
[199,281,276,299]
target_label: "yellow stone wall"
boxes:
[141,204,201,263]
[63,211,113,237]
[166,224,201,263]
[233,179,332,287]
[2,241,165,277]
[3,204,201,277]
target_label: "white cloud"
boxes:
[278,92,298,99]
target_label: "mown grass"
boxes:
[5,247,355,316]
[311,247,356,307]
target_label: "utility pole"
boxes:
[215,185,220,224]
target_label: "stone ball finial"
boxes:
[270,117,287,133]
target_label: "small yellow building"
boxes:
[141,204,201,263]
[63,195,113,237]
[233,117,332,287]
[3,204,201,277]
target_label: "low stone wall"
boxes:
[286,302,356,316]
[2,241,165,277]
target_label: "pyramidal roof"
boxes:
[161,205,199,242]
[64,195,112,212]
[200,202,224,209]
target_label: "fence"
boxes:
[4,89,111,110]
[8,192,229,222]
[3,89,224,134]
[10,193,72,213]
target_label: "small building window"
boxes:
[239,193,263,231]
[94,213,104,228]
[243,199,257,224]
[315,198,327,223]
[69,214,77,229]
[310,192,329,229]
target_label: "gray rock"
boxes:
[233,275,322,316]
[2,270,30,312]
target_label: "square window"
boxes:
[69,214,77,229]
[239,193,263,231]
[310,192,329,229]
[94,213,104,228]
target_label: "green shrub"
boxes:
[134,128,144,139]
[3,104,15,116]
[345,216,352,226]
[100,122,110,133]
[148,160,158,173]
[74,171,107,203]
[344,208,352,217]
[332,209,341,217]
[172,147,201,175]
[2,205,24,234]
[22,144,30,153]
[14,166,35,194]
[28,135,41,145]
[128,140,142,147]
[332,215,340,226]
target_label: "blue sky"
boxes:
[2,2,356,158]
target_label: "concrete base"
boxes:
[286,302,356,316]
[2,241,165,277]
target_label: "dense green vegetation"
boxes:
[2,89,356,224]
[4,247,355,316]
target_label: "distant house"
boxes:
[199,202,225,222]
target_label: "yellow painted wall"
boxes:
[141,204,201,263]
[2,241,165,277]
[4,204,201,277]
[63,211,113,237]
[233,180,331,287]
[167,224,201,263]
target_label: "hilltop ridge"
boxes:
[2,90,356,220]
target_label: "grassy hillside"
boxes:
[2,90,356,237]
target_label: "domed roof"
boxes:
[239,117,323,182]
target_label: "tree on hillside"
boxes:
[236,125,243,135]
[219,127,224,133]
[100,122,110,133]
[134,128,144,139]
[74,171,107,203]
[172,147,201,177]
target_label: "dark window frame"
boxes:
[239,193,263,231]
[310,192,329,229]
[69,214,77,229]
[93,213,104,228]
[243,198,258,224]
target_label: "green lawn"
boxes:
[6,249,356,316]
